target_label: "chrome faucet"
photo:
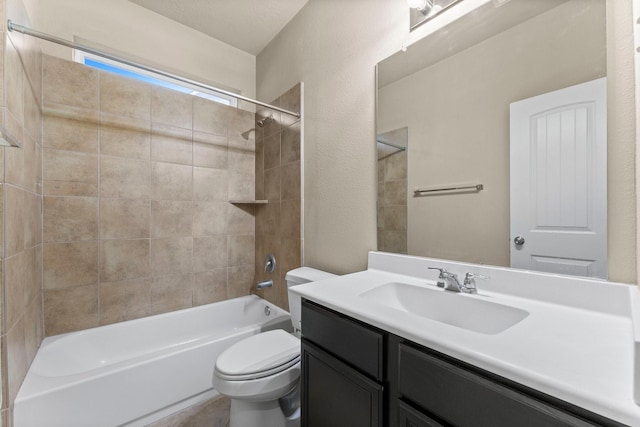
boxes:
[428,267,485,294]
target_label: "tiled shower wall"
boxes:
[41,55,257,335]
[254,84,302,310]
[377,127,408,254]
[1,4,45,423]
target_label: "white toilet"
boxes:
[212,267,336,427]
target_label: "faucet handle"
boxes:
[464,272,488,283]
[428,267,456,277]
[462,272,488,294]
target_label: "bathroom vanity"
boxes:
[292,252,640,426]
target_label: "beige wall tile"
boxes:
[43,197,98,242]
[5,130,25,187]
[24,296,44,367]
[151,124,193,166]
[44,284,99,335]
[151,274,193,314]
[44,241,98,290]
[227,265,254,298]
[228,148,254,174]
[100,239,150,282]
[152,162,193,201]
[193,202,228,237]
[259,202,282,240]
[43,55,99,110]
[276,84,301,128]
[100,72,151,120]
[280,199,301,240]
[384,180,407,206]
[385,151,407,181]
[382,230,407,254]
[264,168,280,202]
[100,278,151,325]
[101,199,150,239]
[263,133,280,171]
[151,200,193,238]
[193,132,228,169]
[193,236,227,272]
[101,156,151,199]
[24,80,41,142]
[6,39,24,126]
[151,86,193,129]
[193,97,228,136]
[281,122,301,165]
[43,113,99,153]
[228,235,255,267]
[255,140,264,199]
[151,237,193,276]
[6,316,28,404]
[22,135,38,194]
[227,204,255,235]
[280,237,302,282]
[281,161,301,201]
[193,167,227,201]
[382,205,407,231]
[5,185,26,257]
[5,251,27,331]
[101,113,151,159]
[193,270,227,306]
[43,149,98,196]
[229,172,255,201]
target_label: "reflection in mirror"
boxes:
[377,128,408,254]
[376,0,636,280]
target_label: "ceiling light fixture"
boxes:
[407,0,433,13]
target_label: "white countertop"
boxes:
[291,252,640,426]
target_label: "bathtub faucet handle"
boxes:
[257,280,273,289]
[264,254,276,273]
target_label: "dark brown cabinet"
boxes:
[301,299,627,427]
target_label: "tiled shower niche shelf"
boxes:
[229,200,268,204]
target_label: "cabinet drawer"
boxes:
[398,344,599,427]
[302,300,384,380]
[398,401,444,427]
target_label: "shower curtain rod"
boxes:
[7,20,301,118]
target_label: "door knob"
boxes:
[513,236,525,246]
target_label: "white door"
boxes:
[510,78,607,278]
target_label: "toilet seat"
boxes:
[215,330,300,381]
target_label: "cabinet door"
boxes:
[398,401,444,427]
[302,340,383,427]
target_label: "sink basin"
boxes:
[360,282,529,334]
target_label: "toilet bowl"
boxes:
[212,267,336,427]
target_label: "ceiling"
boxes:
[129,0,309,56]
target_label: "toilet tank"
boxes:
[285,267,337,333]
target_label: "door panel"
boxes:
[510,78,607,278]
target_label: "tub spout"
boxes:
[257,280,273,289]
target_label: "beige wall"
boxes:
[257,0,407,274]
[34,0,256,110]
[41,55,257,335]
[378,0,610,268]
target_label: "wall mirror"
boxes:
[376,0,636,281]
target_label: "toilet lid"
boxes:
[215,330,300,380]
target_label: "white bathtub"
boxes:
[15,295,291,427]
